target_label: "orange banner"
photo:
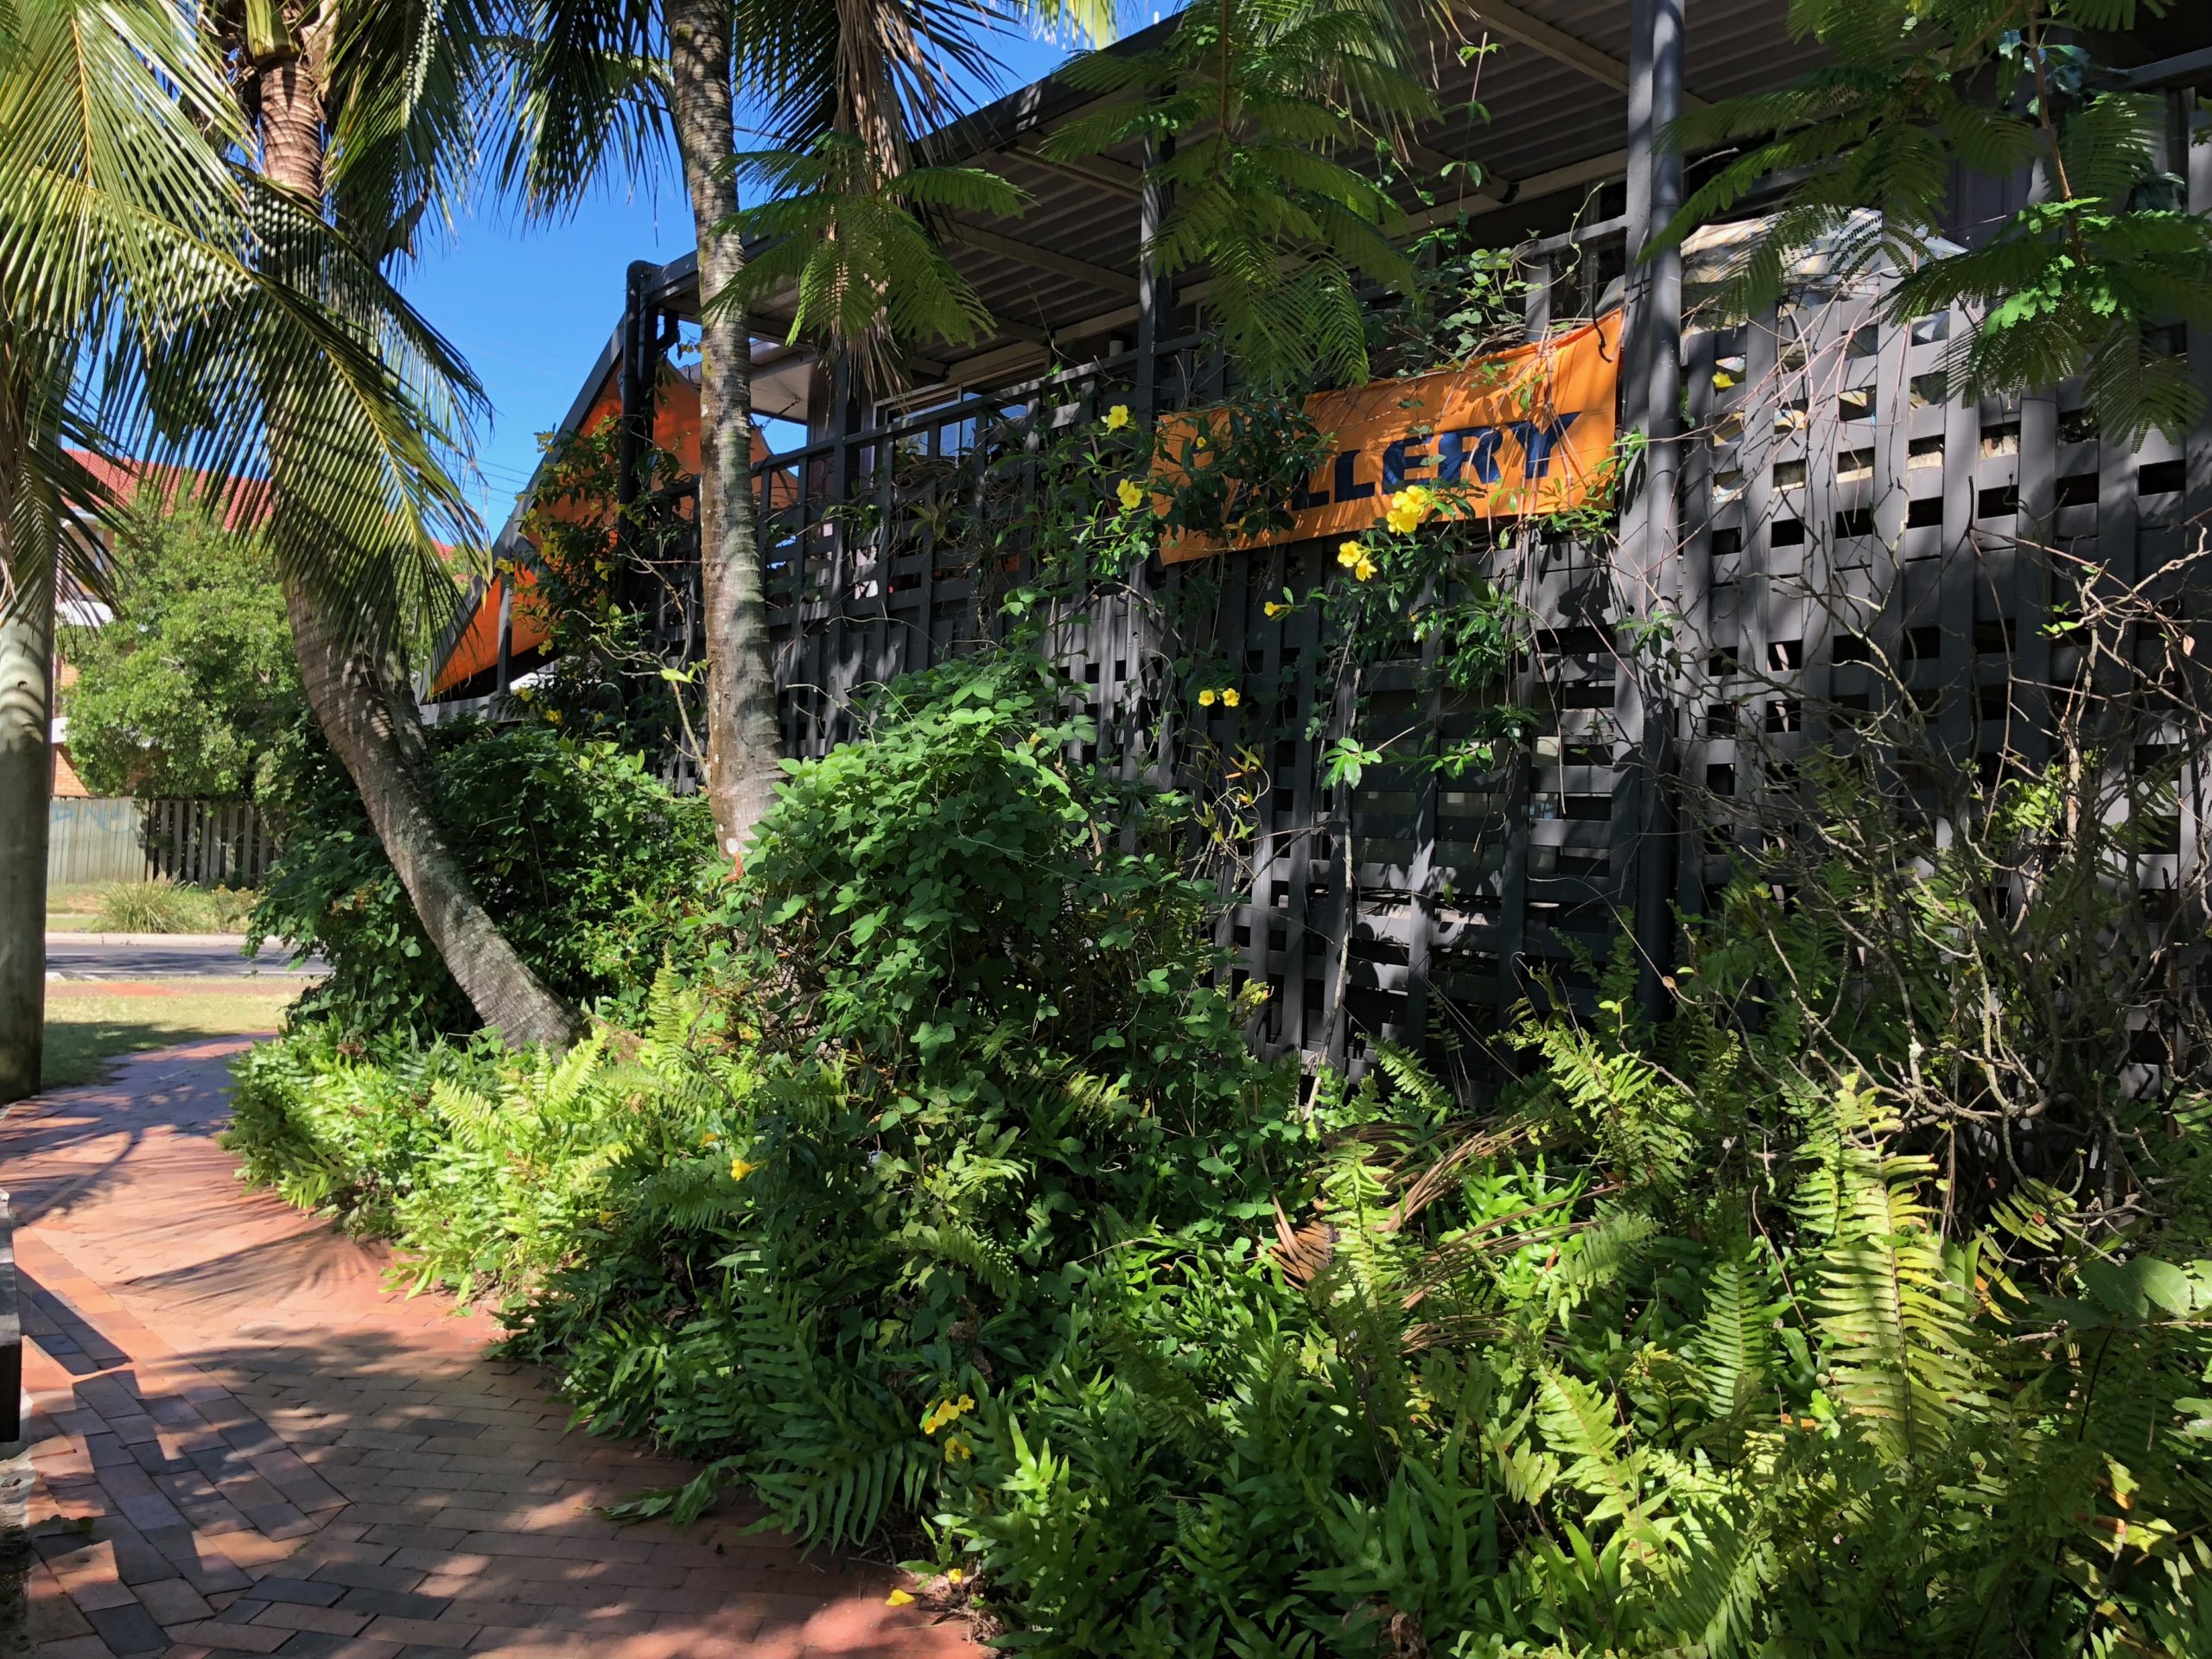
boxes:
[1158,311,1622,563]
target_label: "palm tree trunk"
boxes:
[0,444,54,1105]
[284,580,576,1046]
[257,50,575,1049]
[667,0,783,855]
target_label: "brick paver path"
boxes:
[4,1039,975,1659]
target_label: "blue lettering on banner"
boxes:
[1291,415,1586,510]
[1435,426,1505,486]
[1332,450,1375,504]
[1381,436,1432,490]
[1510,413,1580,480]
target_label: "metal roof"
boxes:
[639,2,1834,378]
[578,3,2212,442]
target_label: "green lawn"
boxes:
[41,977,297,1090]
[46,883,108,931]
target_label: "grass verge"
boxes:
[42,977,297,1090]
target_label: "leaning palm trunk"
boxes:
[0,375,56,1103]
[283,580,575,1044]
[257,57,575,1050]
[668,0,783,855]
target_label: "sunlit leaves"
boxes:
[1659,0,2210,442]
[712,134,1028,378]
[1046,0,1434,388]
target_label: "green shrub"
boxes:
[94,880,258,933]
[228,652,2212,1656]
[251,718,716,1035]
[228,1020,504,1234]
[226,978,752,1300]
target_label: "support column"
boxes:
[1620,0,1685,1019]
[493,577,514,696]
[614,261,654,569]
[1135,135,1175,418]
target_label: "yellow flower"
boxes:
[921,1394,977,1436]
[1384,485,1436,536]
[1116,478,1145,511]
[944,1435,974,1462]
[1353,557,1377,582]
[1103,404,1133,432]
[886,1588,915,1607]
[544,709,563,725]
[1198,688,1217,708]
[946,1567,964,1585]
[728,1156,758,1182]
[1221,688,1241,709]
[1263,601,1283,618]
[1193,434,1208,450]
[1337,540,1365,568]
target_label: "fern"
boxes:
[1693,1234,1780,1420]
[1804,1079,1985,1466]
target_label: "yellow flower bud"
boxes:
[729,1156,757,1182]
[1263,601,1282,618]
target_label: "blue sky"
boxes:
[398,29,1088,532]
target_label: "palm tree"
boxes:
[204,0,580,1048]
[0,0,569,1098]
[511,0,1113,854]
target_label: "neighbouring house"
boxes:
[422,3,2212,1088]
[48,594,113,799]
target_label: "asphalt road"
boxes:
[44,933,328,981]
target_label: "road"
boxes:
[44,933,327,982]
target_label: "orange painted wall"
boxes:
[435,365,746,696]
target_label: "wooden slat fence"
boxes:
[46,798,276,890]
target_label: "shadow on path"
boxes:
[3,1040,969,1659]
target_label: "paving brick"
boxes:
[250,1578,348,1608]
[131,1576,217,1624]
[331,1588,450,1622]
[28,1567,98,1640]
[8,1043,978,1659]
[359,1617,476,1649]
[166,1618,295,1652]
[267,1637,409,1658]
[307,1561,425,1595]
[251,1601,372,1637]
[85,1598,173,1654]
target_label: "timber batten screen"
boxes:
[733,221,2212,1091]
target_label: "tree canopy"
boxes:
[63,493,302,800]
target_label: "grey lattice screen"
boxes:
[731,211,2212,1092]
